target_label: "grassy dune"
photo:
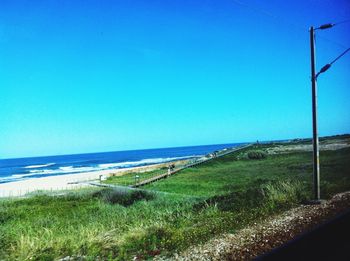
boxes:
[0,140,349,260]
[104,168,166,186]
[145,146,350,198]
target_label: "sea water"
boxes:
[0,143,244,184]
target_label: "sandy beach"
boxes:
[0,162,172,198]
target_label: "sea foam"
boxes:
[24,163,55,169]
[98,155,198,169]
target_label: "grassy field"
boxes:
[145,145,350,198]
[104,168,166,186]
[0,139,349,260]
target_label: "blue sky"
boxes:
[1,0,349,158]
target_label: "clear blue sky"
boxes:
[1,0,349,158]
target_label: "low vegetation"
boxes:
[105,168,166,186]
[0,137,349,260]
[247,150,267,160]
[92,189,156,206]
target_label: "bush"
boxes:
[247,150,267,160]
[93,189,155,206]
[194,179,308,213]
[262,179,309,210]
[193,185,265,212]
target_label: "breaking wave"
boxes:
[0,155,200,184]
[24,163,55,169]
[98,155,197,169]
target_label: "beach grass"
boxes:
[145,146,350,198]
[104,168,166,186]
[0,139,349,260]
[0,180,307,260]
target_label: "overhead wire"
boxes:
[230,0,306,32]
[329,47,350,65]
[229,0,349,49]
[316,47,350,78]
[229,0,350,80]
[316,35,347,49]
[334,19,350,26]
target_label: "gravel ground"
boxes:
[266,142,350,154]
[156,191,350,261]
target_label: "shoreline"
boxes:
[0,146,238,198]
[0,162,174,198]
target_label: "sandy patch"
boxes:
[0,160,189,198]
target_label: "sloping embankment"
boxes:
[162,191,350,261]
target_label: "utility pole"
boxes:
[309,26,320,201]
[308,21,349,202]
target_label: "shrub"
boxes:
[93,189,155,206]
[262,179,309,210]
[247,150,267,160]
[194,179,308,213]
[193,186,265,212]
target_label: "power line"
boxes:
[230,0,279,20]
[320,19,350,48]
[317,35,348,49]
[230,0,349,49]
[329,47,350,65]
[316,47,350,78]
[334,19,350,26]
[316,19,350,49]
[230,0,306,32]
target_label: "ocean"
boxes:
[0,143,245,184]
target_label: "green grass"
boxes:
[104,168,167,186]
[145,147,350,198]
[0,141,349,260]
[0,190,196,260]
[0,181,308,261]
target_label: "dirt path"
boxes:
[161,192,350,261]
